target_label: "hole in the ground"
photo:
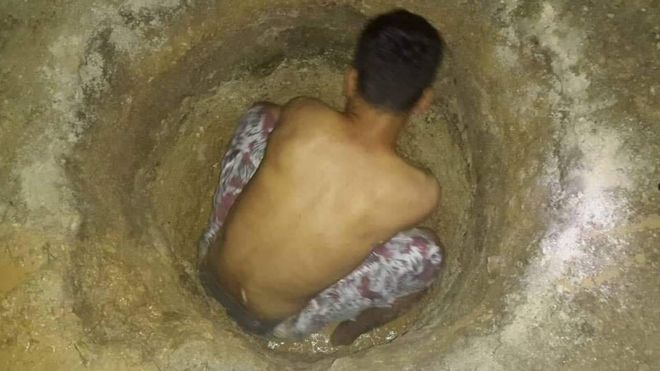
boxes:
[68,9,473,355]
[67,2,486,365]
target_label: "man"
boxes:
[199,9,444,346]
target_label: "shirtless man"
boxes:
[199,9,444,345]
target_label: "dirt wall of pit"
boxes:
[0,1,658,370]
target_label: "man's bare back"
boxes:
[208,98,439,321]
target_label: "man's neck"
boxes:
[345,98,409,149]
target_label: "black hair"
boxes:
[354,9,443,113]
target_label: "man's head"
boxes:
[346,9,443,115]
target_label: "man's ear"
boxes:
[344,67,358,98]
[412,88,434,115]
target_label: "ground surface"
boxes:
[0,0,658,370]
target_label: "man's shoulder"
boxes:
[280,97,344,132]
[283,96,333,114]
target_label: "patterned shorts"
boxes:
[200,104,443,339]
